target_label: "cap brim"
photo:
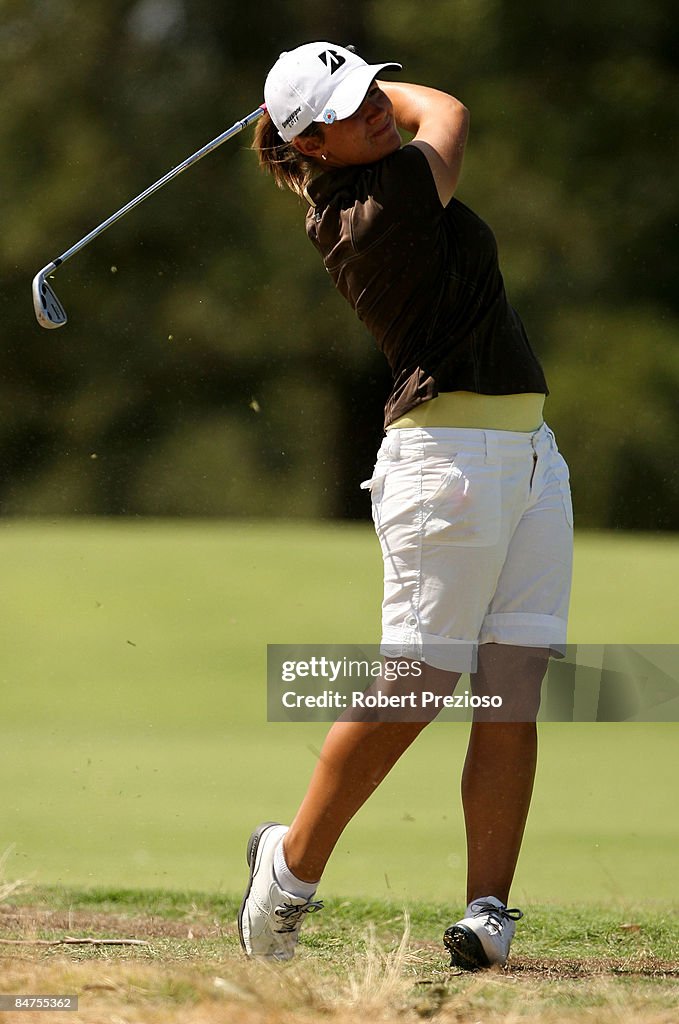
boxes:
[312,62,402,123]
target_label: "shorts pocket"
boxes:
[360,461,389,525]
[421,457,502,547]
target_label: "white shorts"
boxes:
[362,423,574,673]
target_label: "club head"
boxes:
[32,269,67,329]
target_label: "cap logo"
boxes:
[322,108,336,124]
[282,105,302,130]
[318,49,347,74]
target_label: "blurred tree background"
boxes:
[1,0,677,527]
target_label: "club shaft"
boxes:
[49,105,265,271]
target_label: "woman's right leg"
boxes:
[283,662,460,882]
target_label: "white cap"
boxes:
[264,42,402,142]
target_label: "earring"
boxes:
[321,153,328,162]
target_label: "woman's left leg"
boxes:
[443,642,549,971]
[462,642,549,905]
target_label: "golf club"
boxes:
[32,104,266,329]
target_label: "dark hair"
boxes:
[252,111,325,198]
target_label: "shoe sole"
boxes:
[237,821,281,955]
[443,924,492,971]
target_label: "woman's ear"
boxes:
[293,133,325,160]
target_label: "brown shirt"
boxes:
[306,145,548,428]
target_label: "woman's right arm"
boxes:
[378,81,469,207]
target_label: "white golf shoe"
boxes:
[443,896,523,970]
[238,822,324,961]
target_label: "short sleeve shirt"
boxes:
[305,145,548,427]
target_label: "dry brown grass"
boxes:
[1,903,677,1024]
[1,946,677,1024]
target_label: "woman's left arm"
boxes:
[378,81,469,206]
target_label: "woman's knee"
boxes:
[470,644,549,721]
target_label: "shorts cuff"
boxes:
[478,612,568,656]
[381,628,478,673]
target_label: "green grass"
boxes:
[7,885,679,962]
[1,518,678,903]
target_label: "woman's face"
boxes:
[297,83,402,167]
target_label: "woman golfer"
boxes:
[238,41,573,971]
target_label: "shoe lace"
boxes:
[469,899,523,929]
[274,898,324,934]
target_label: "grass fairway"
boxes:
[1,519,677,1021]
